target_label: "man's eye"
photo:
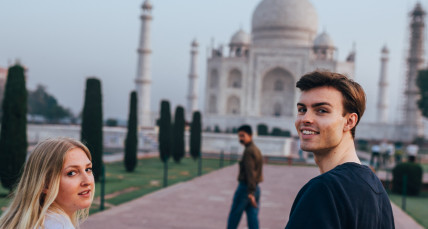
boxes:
[67,171,77,176]
[318,109,328,113]
[297,108,306,113]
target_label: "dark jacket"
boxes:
[285,163,395,229]
[238,141,263,194]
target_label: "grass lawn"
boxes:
[0,156,231,215]
[389,191,428,228]
[421,163,428,172]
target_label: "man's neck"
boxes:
[313,136,361,174]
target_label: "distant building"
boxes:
[134,0,428,142]
[202,0,355,134]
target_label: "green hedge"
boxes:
[392,162,423,196]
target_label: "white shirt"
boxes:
[371,145,380,153]
[387,144,395,155]
[43,212,75,229]
[406,144,419,156]
[379,142,388,154]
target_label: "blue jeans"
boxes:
[227,182,260,229]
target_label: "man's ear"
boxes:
[344,113,358,132]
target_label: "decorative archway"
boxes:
[210,69,219,89]
[226,95,240,115]
[208,95,217,114]
[260,67,294,117]
[228,69,242,88]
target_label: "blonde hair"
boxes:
[0,137,93,229]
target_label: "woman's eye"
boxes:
[67,171,77,176]
[85,167,93,173]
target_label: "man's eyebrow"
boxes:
[312,102,332,108]
[296,102,332,107]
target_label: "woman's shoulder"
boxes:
[43,212,75,229]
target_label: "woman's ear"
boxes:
[344,113,358,132]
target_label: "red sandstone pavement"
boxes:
[82,164,423,229]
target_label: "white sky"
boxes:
[0,0,425,122]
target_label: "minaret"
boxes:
[135,0,153,127]
[187,39,199,120]
[404,3,425,138]
[377,45,389,123]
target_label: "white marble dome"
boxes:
[314,31,334,47]
[251,0,318,46]
[230,29,251,45]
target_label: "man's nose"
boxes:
[301,111,314,124]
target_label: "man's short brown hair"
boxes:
[296,71,366,138]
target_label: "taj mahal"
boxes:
[134,0,428,143]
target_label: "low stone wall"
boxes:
[194,132,293,157]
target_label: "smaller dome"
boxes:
[230,29,250,45]
[314,31,335,48]
[142,0,152,10]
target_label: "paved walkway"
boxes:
[82,164,423,229]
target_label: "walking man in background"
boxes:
[227,125,263,229]
[285,71,394,228]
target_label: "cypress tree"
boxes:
[0,64,28,190]
[81,78,103,182]
[417,69,428,118]
[190,111,202,160]
[158,100,171,163]
[172,106,185,163]
[158,100,171,187]
[124,91,138,172]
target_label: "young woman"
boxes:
[0,137,95,229]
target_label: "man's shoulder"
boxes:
[317,163,386,195]
[246,142,262,154]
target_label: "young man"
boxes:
[227,125,263,229]
[285,71,395,228]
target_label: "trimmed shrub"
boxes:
[124,91,138,172]
[158,100,171,163]
[392,162,423,196]
[257,124,268,136]
[0,64,28,190]
[81,78,103,182]
[282,130,291,137]
[190,111,202,160]
[172,106,185,163]
[271,127,282,136]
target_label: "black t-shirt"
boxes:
[285,162,395,229]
